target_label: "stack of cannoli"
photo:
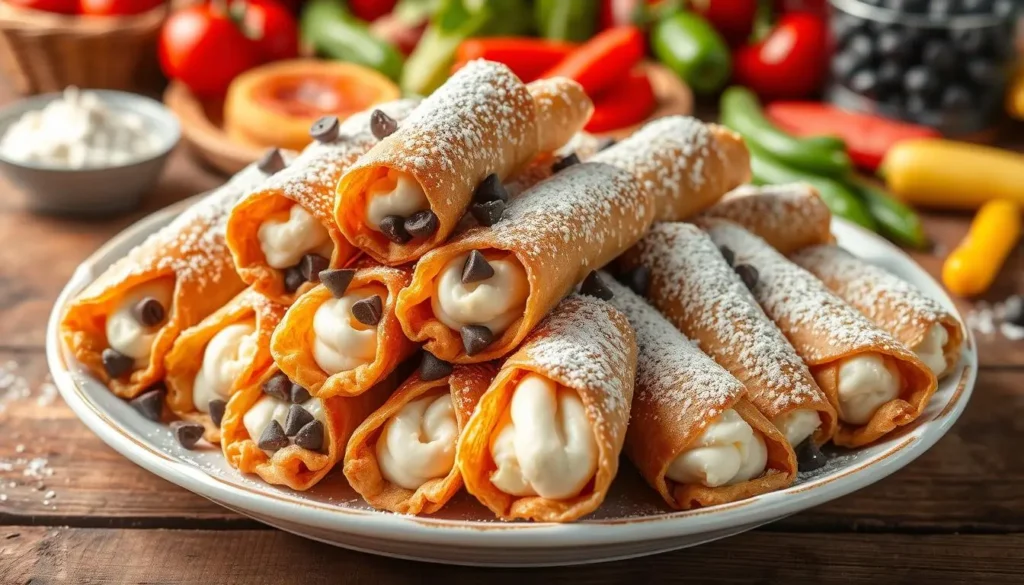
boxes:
[61,59,964,523]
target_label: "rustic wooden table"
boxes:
[0,84,1022,584]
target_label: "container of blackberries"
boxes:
[828,0,1019,137]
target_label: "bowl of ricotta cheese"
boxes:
[0,87,180,215]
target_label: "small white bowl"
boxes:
[0,90,180,215]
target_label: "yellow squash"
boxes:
[882,139,1024,210]
[942,199,1021,297]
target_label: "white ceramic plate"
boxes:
[46,197,977,567]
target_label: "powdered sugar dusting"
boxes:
[603,275,741,421]
[703,183,826,235]
[505,132,601,198]
[634,224,820,412]
[706,222,903,363]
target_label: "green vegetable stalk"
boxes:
[535,0,597,42]
[849,178,929,250]
[650,11,731,95]
[300,0,404,81]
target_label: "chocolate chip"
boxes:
[208,399,226,427]
[300,254,330,283]
[623,266,650,297]
[461,250,494,284]
[131,297,165,327]
[597,137,617,151]
[420,351,452,381]
[129,388,164,422]
[319,268,355,298]
[461,325,494,356]
[351,295,383,326]
[295,419,324,451]
[473,173,509,204]
[735,264,759,290]
[795,438,828,472]
[469,199,505,227]
[1006,295,1024,327]
[257,148,286,175]
[257,420,289,451]
[101,348,134,379]
[719,246,735,267]
[379,215,412,244]
[309,116,339,142]
[171,421,205,450]
[262,372,291,401]
[580,271,613,301]
[404,210,439,239]
[290,383,311,404]
[284,404,314,436]
[552,152,580,173]
[283,266,306,293]
[370,109,398,140]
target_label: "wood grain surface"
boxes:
[0,82,1022,584]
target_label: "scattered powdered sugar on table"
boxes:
[707,222,903,362]
[604,276,741,424]
[967,297,1024,340]
[0,361,62,508]
[0,360,30,414]
[635,224,821,413]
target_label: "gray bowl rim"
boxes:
[0,89,181,173]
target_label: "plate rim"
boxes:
[45,196,978,550]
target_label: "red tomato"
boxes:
[158,5,260,98]
[689,0,759,45]
[240,0,299,63]
[348,0,396,22]
[6,0,77,14]
[79,0,163,16]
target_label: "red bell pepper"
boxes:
[689,0,759,45]
[454,38,577,82]
[542,26,646,98]
[733,11,829,100]
[585,69,656,133]
[766,102,942,170]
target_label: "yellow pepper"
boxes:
[882,139,1024,210]
[1008,64,1024,120]
[942,199,1021,297]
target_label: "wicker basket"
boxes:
[0,2,168,95]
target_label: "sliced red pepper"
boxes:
[542,26,646,97]
[454,38,577,82]
[766,101,942,170]
[585,69,656,133]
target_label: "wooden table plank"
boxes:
[2,527,1023,584]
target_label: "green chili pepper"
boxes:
[748,143,878,231]
[300,0,404,81]
[651,12,732,95]
[720,86,853,178]
[535,0,597,42]
[849,178,929,250]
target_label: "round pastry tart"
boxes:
[224,59,400,152]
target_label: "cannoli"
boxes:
[704,220,937,447]
[395,161,653,364]
[164,288,285,443]
[226,99,420,303]
[617,223,837,452]
[344,361,499,515]
[221,363,406,490]
[270,261,418,398]
[61,157,289,399]
[591,115,750,221]
[504,131,602,198]
[601,275,796,508]
[791,244,964,378]
[457,295,636,522]
[335,61,593,265]
[700,183,833,255]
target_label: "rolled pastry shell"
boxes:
[457,295,637,522]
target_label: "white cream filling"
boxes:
[257,204,333,269]
[913,324,949,377]
[365,170,429,230]
[773,408,822,448]
[488,374,598,500]
[376,394,459,490]
[243,394,326,453]
[105,280,174,365]
[666,409,768,488]
[192,322,258,413]
[829,353,901,425]
[431,253,529,335]
[311,286,386,375]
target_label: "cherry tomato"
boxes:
[733,13,830,100]
[239,0,299,63]
[689,0,759,45]
[158,4,260,98]
[79,0,163,16]
[348,0,397,22]
[6,0,77,14]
